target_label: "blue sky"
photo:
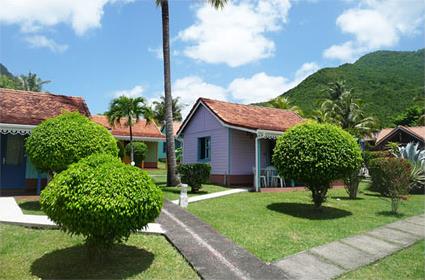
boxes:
[1,0,424,116]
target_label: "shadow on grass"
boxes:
[267,202,352,220]
[31,244,154,279]
[19,201,41,212]
[376,211,405,218]
[331,196,364,201]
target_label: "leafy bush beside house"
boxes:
[41,154,162,251]
[177,163,211,193]
[25,112,118,174]
[273,122,362,208]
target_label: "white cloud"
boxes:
[178,0,291,67]
[24,35,69,53]
[172,76,228,117]
[113,85,145,98]
[228,73,288,103]
[228,62,319,103]
[324,0,425,62]
[1,0,108,35]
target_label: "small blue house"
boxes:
[0,88,90,196]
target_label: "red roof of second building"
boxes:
[196,98,303,132]
[91,115,164,139]
[0,88,90,125]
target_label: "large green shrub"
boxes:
[40,153,162,249]
[177,163,211,192]
[368,158,411,213]
[273,122,362,207]
[25,112,118,173]
[125,141,148,165]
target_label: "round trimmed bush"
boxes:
[125,141,148,165]
[25,112,118,173]
[273,122,362,207]
[40,153,163,248]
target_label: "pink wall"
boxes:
[229,129,255,175]
[182,106,229,174]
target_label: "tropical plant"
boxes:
[368,158,411,213]
[153,96,184,124]
[106,96,153,164]
[395,142,425,193]
[273,122,363,208]
[25,112,118,174]
[313,81,377,138]
[177,163,211,193]
[41,153,162,253]
[19,72,50,91]
[268,96,303,115]
[125,141,148,166]
[0,75,23,90]
[155,0,227,186]
[343,166,362,199]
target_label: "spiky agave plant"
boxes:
[396,142,425,193]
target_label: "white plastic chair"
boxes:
[252,167,267,187]
[266,166,286,188]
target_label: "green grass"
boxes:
[188,182,425,262]
[338,241,425,280]
[0,223,199,279]
[161,184,228,201]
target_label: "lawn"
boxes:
[338,241,425,280]
[0,223,199,279]
[188,182,425,262]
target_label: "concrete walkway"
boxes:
[158,200,289,280]
[273,214,425,280]
[0,197,165,234]
[170,188,249,205]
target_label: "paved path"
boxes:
[0,197,165,234]
[273,214,425,280]
[170,188,249,205]
[158,200,289,280]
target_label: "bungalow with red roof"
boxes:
[91,115,165,168]
[0,88,90,195]
[374,125,425,150]
[177,98,304,191]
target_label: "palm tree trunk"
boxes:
[130,125,134,164]
[161,0,180,186]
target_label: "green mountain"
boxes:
[274,49,424,127]
[0,63,14,78]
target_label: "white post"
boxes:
[179,183,189,208]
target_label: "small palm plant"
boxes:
[106,96,153,164]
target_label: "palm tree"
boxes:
[327,80,350,100]
[156,0,227,186]
[153,96,184,125]
[106,96,153,164]
[19,72,50,91]
[268,96,303,115]
[314,82,377,138]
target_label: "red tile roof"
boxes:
[0,88,90,125]
[376,126,425,144]
[91,115,164,139]
[179,98,303,134]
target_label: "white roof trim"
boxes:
[0,123,36,135]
